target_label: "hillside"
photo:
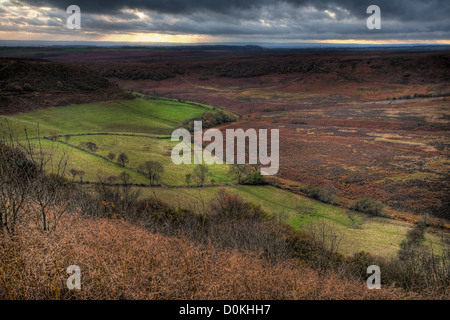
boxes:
[0,48,448,300]
[1,97,234,185]
[90,49,449,219]
[0,140,447,299]
[0,59,133,115]
[0,211,415,300]
[1,97,447,259]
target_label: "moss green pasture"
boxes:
[2,98,211,137]
[64,134,232,186]
[134,185,445,258]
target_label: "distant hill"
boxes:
[0,59,133,114]
[77,49,450,85]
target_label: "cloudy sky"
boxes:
[0,0,449,44]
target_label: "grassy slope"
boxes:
[3,98,210,137]
[2,97,445,258]
[136,185,445,258]
[60,134,231,185]
[36,139,148,184]
[2,98,230,185]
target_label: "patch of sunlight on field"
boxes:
[64,135,232,186]
[374,137,426,146]
[35,139,147,184]
[1,98,213,137]
[376,172,440,183]
[237,88,319,101]
[124,98,211,123]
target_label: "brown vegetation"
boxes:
[77,48,449,219]
[0,138,448,299]
[1,48,449,300]
[0,212,417,300]
[0,59,133,115]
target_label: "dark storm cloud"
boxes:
[16,0,450,21]
[4,0,450,41]
[17,0,264,14]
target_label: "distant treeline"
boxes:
[390,92,450,100]
[183,110,238,131]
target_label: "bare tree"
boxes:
[77,170,85,183]
[307,219,346,271]
[117,153,129,167]
[185,173,192,187]
[107,152,116,162]
[70,168,79,181]
[32,173,72,234]
[138,161,164,186]
[0,137,34,234]
[229,164,249,184]
[193,164,209,187]
[0,120,76,235]
[119,172,131,185]
[81,142,98,153]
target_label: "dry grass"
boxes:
[0,212,419,300]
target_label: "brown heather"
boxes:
[0,212,417,300]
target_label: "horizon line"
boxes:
[1,39,450,49]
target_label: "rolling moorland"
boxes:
[0,46,449,299]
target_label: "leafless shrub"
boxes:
[31,173,73,234]
[1,120,73,234]
[0,212,413,300]
[303,184,339,204]
[94,174,141,217]
[0,141,34,234]
[307,219,347,271]
[138,161,164,186]
[193,164,209,186]
[209,188,269,221]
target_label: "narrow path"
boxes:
[75,181,234,189]
[58,132,169,139]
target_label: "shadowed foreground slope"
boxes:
[0,59,133,115]
[0,213,415,300]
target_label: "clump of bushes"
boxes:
[303,184,339,204]
[241,172,267,185]
[80,141,98,153]
[349,197,385,216]
[390,92,450,100]
[184,110,238,131]
[347,219,450,295]
[228,164,267,185]
[209,189,270,221]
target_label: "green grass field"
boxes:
[2,97,445,258]
[133,185,445,258]
[48,134,232,185]
[34,139,148,184]
[2,98,212,137]
[2,98,231,185]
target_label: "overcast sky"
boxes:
[0,0,449,44]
